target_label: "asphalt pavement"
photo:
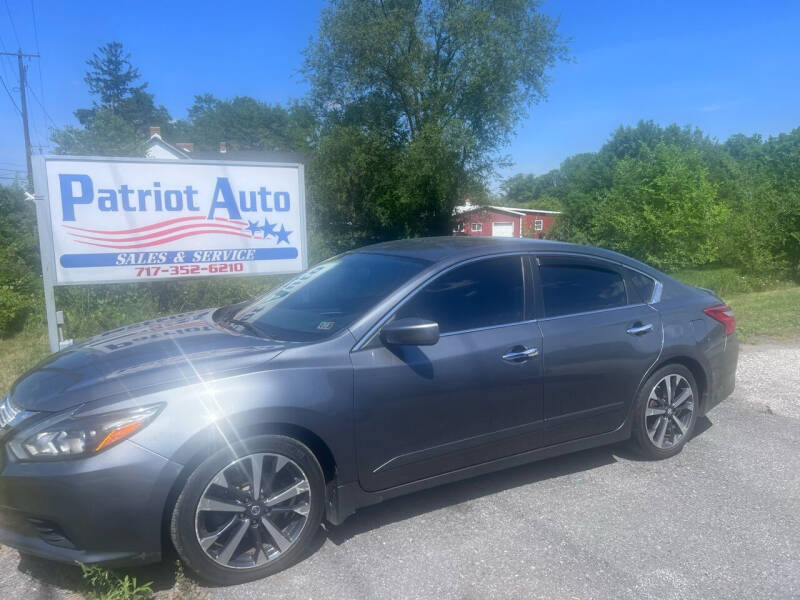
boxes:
[1,341,798,600]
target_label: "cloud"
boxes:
[699,99,748,112]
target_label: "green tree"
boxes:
[177,94,315,154]
[591,144,727,271]
[544,152,607,244]
[501,173,563,210]
[83,42,144,113]
[51,110,140,156]
[304,0,567,240]
[721,127,800,277]
[53,41,171,155]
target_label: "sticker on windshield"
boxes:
[317,321,335,331]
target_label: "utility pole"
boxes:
[1,50,40,186]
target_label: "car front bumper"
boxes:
[0,439,181,567]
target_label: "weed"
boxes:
[79,563,154,600]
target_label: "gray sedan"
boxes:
[0,237,738,585]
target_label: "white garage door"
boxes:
[492,221,514,237]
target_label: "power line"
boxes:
[29,1,40,53]
[0,32,16,83]
[29,0,46,127]
[0,72,20,113]
[26,78,55,127]
[3,0,21,47]
[26,97,43,141]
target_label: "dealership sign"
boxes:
[34,156,307,284]
[31,155,307,351]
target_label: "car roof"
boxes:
[355,236,657,273]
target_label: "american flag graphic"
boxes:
[63,216,249,250]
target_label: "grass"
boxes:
[77,560,205,600]
[671,267,800,342]
[726,286,800,342]
[668,266,795,297]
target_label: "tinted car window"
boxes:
[227,253,430,341]
[540,263,626,317]
[627,269,656,303]
[396,256,524,334]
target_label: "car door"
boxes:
[532,255,663,445]
[351,255,544,492]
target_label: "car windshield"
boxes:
[223,252,430,341]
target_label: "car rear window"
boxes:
[540,263,626,317]
[627,269,656,303]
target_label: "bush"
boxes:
[0,245,38,336]
[55,275,287,340]
[590,144,727,271]
[0,285,32,335]
[0,185,39,337]
[518,123,800,281]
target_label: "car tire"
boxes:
[170,434,325,585]
[632,364,698,460]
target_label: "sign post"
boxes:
[30,155,307,353]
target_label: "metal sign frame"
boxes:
[30,154,308,353]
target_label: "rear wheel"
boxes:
[632,365,698,460]
[171,435,324,585]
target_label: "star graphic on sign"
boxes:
[245,220,261,236]
[275,224,292,245]
[261,219,277,238]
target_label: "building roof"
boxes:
[454,204,561,216]
[143,128,307,164]
[189,149,307,164]
[143,134,192,159]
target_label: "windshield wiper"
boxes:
[227,318,274,340]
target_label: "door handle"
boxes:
[627,323,653,336]
[502,346,539,363]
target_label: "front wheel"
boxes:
[632,365,698,460]
[170,434,325,585]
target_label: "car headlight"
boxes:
[8,404,163,461]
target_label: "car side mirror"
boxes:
[380,318,440,347]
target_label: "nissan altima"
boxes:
[0,237,738,585]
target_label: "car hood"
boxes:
[10,309,289,412]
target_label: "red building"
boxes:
[453,201,560,239]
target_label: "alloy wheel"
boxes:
[645,373,694,449]
[194,452,311,569]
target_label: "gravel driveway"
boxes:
[1,341,799,600]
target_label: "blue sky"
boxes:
[1,0,798,185]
